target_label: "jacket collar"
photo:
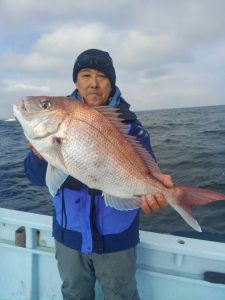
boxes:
[69,86,136,121]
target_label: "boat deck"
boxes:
[0,208,225,300]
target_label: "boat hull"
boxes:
[0,208,225,300]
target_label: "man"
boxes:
[24,49,173,300]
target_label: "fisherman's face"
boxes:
[76,69,112,107]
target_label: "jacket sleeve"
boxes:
[24,151,47,186]
[129,119,157,162]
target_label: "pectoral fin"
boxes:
[46,164,68,196]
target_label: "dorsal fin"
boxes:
[95,106,129,133]
[95,106,164,182]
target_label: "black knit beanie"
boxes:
[72,49,116,94]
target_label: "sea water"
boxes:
[1,105,225,241]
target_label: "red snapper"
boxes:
[13,96,225,232]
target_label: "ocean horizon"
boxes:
[2,103,225,121]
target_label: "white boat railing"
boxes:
[0,207,225,300]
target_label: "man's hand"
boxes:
[28,143,45,160]
[140,174,173,213]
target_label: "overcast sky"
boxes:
[1,0,225,119]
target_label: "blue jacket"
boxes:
[24,89,155,253]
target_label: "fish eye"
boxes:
[41,100,51,110]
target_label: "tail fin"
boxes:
[168,186,225,232]
[178,185,225,206]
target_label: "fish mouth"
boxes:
[15,96,37,115]
[13,97,34,123]
[14,97,28,113]
[19,96,34,112]
[19,99,27,111]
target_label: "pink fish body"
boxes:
[13,96,225,232]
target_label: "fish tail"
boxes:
[168,186,225,232]
[177,185,225,206]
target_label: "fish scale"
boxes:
[62,114,148,195]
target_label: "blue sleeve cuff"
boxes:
[24,151,47,186]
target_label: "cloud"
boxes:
[0,80,50,93]
[0,24,193,78]
[0,0,225,119]
[33,24,106,57]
